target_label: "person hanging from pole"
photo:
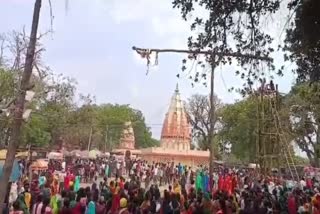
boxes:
[269,80,275,91]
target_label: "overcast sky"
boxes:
[0,0,296,139]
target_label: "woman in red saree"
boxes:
[231,174,237,194]
[64,172,71,191]
[218,174,224,191]
[224,175,232,195]
[110,181,121,213]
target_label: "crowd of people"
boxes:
[4,157,320,214]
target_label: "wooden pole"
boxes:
[209,57,216,188]
[104,125,108,152]
[132,46,273,61]
[0,0,42,209]
[261,84,266,174]
[256,91,261,172]
[87,127,93,151]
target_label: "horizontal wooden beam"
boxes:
[132,46,273,61]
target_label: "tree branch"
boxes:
[132,46,273,61]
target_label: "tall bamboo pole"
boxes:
[0,0,42,209]
[209,57,216,187]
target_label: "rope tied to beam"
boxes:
[133,46,159,75]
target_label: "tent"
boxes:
[0,160,21,182]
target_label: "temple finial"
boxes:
[175,83,179,93]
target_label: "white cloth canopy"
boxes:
[47,152,63,160]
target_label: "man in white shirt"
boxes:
[62,161,66,172]
[300,177,307,189]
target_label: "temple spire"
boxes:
[161,84,191,150]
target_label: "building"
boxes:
[140,84,210,166]
[112,121,141,156]
[160,84,191,151]
[118,121,135,150]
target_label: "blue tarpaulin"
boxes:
[0,160,21,182]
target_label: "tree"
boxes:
[0,30,71,149]
[130,109,160,148]
[104,105,160,150]
[0,69,15,102]
[186,94,222,150]
[284,0,320,82]
[284,82,320,166]
[0,69,15,147]
[96,104,132,150]
[172,0,279,89]
[219,97,258,162]
[22,114,51,147]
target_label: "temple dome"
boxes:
[119,121,135,150]
[160,84,191,150]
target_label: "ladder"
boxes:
[269,95,300,181]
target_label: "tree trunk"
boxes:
[0,0,42,210]
[209,59,216,189]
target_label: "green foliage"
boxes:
[0,69,15,102]
[284,0,320,82]
[219,97,257,162]
[0,62,156,151]
[216,82,320,166]
[0,69,17,147]
[172,0,279,90]
[283,82,320,166]
[95,104,132,150]
[130,109,159,148]
[30,102,159,151]
[22,114,51,146]
[294,156,309,165]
